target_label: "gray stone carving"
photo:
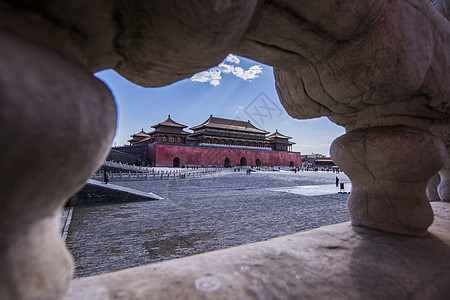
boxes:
[0,0,449,298]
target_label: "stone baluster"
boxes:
[331,126,446,236]
[0,32,116,298]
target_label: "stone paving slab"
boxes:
[65,171,351,277]
[64,202,450,300]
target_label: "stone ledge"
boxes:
[64,202,450,299]
[69,179,163,206]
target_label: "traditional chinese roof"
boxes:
[152,115,188,129]
[132,129,150,137]
[149,128,190,135]
[267,129,292,140]
[148,115,190,135]
[190,115,269,134]
[128,129,151,144]
[267,129,295,145]
[189,129,269,141]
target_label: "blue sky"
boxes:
[95,55,345,156]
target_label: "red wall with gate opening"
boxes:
[147,144,301,167]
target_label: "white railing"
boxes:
[103,161,154,172]
[93,166,228,182]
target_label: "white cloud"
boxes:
[190,54,263,86]
[190,69,222,86]
[231,65,263,80]
[226,54,240,64]
[217,63,234,74]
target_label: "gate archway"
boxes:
[173,157,180,167]
[224,157,231,167]
[255,159,261,167]
[240,157,247,166]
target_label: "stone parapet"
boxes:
[1,0,449,298]
[64,202,450,299]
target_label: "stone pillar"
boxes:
[0,32,116,299]
[438,146,450,202]
[426,173,441,202]
[331,126,447,236]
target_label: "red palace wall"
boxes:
[147,144,302,167]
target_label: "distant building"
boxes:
[188,115,270,149]
[128,116,190,145]
[302,154,325,165]
[314,158,337,168]
[118,115,302,167]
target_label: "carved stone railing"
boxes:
[0,0,449,299]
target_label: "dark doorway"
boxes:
[224,157,231,167]
[255,159,261,167]
[240,157,247,166]
[289,161,294,167]
[173,157,180,167]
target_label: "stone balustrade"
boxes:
[0,0,449,299]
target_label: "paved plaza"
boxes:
[66,170,351,278]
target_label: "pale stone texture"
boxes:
[0,32,116,299]
[235,0,450,129]
[64,202,450,300]
[113,0,260,87]
[0,0,449,298]
[234,0,450,234]
[330,126,447,235]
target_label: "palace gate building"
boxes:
[124,115,302,167]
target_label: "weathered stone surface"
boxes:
[0,1,259,87]
[0,0,449,299]
[330,126,447,235]
[64,202,450,300]
[0,1,119,72]
[113,0,259,87]
[0,32,116,299]
[237,0,450,130]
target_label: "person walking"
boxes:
[103,170,109,184]
[336,176,339,187]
